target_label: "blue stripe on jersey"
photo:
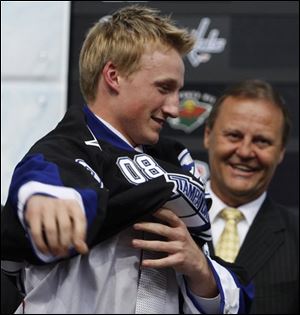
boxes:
[9,154,63,209]
[206,258,226,314]
[183,276,206,314]
[8,154,98,227]
[178,149,189,163]
[178,149,195,172]
[83,105,135,152]
[181,162,194,173]
[188,223,211,236]
[77,188,98,228]
[226,265,254,314]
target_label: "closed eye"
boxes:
[158,85,171,94]
[155,79,182,95]
[225,132,242,142]
[254,137,272,148]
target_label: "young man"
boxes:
[204,79,298,313]
[1,6,252,313]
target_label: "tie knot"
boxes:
[220,207,243,222]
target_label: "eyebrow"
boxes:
[154,78,183,90]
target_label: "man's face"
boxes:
[204,97,285,205]
[115,47,184,146]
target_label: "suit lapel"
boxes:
[235,197,285,279]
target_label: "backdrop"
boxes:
[68,1,299,208]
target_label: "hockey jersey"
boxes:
[1,105,253,314]
[1,104,211,264]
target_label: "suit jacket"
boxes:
[210,197,299,314]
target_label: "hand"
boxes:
[25,195,89,257]
[132,208,218,297]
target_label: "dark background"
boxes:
[68,1,299,208]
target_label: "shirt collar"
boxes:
[206,180,266,226]
[83,105,143,152]
[95,114,134,148]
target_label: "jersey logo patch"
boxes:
[75,159,104,188]
[164,173,208,223]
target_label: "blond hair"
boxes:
[79,5,195,103]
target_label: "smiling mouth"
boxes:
[230,164,259,173]
[151,116,165,127]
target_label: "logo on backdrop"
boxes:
[168,90,216,133]
[194,160,210,183]
[187,17,227,67]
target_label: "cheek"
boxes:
[253,151,283,179]
[124,102,145,116]
[260,155,281,172]
[213,142,236,160]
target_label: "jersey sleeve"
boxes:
[159,139,213,245]
[2,137,109,264]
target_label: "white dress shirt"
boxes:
[206,180,266,248]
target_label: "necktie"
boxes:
[215,207,244,263]
[135,233,168,314]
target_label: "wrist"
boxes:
[186,262,218,298]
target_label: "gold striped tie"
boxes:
[215,207,244,263]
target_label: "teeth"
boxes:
[152,117,164,124]
[234,165,253,172]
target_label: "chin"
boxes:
[143,134,160,145]
[228,184,257,196]
[146,139,159,145]
[224,178,249,191]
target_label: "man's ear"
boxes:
[102,61,120,93]
[278,147,286,165]
[203,125,211,149]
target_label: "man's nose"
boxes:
[236,139,255,158]
[162,95,180,118]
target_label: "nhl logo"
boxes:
[168,91,215,133]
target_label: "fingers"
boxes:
[132,238,181,254]
[153,207,185,228]
[42,206,62,255]
[142,254,183,269]
[73,239,89,255]
[132,238,186,269]
[133,221,173,239]
[69,201,88,254]
[25,195,88,257]
[26,203,50,255]
[54,206,72,255]
[133,209,187,242]
[132,207,201,273]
